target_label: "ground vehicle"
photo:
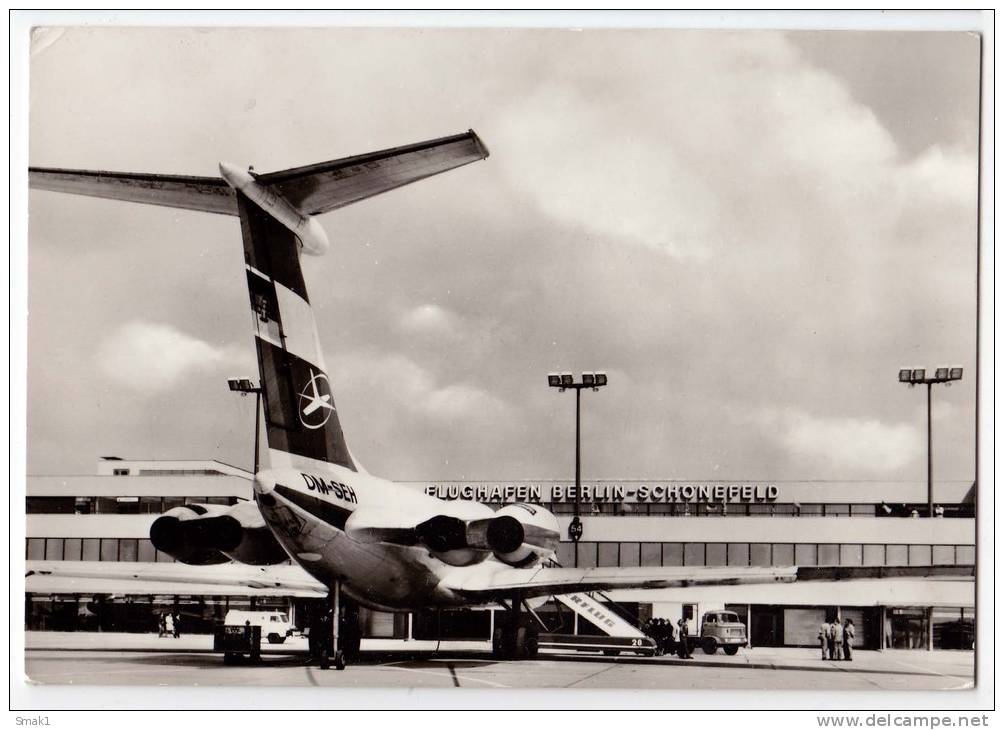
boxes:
[215,623,262,664]
[224,610,294,645]
[700,610,748,655]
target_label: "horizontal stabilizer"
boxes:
[256,130,489,215]
[29,130,489,217]
[28,168,236,215]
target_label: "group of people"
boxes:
[643,616,695,658]
[819,618,854,660]
[157,611,182,638]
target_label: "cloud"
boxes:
[336,350,511,426]
[399,304,461,337]
[488,31,971,272]
[755,408,921,474]
[897,145,978,211]
[95,320,248,392]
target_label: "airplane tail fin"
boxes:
[233,131,488,473]
[237,190,358,472]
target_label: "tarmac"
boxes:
[23,632,974,690]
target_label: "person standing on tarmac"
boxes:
[819,620,830,659]
[829,619,843,660]
[677,616,693,659]
[663,619,675,656]
[842,619,855,661]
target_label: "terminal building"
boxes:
[25,457,976,651]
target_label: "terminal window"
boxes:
[597,542,619,567]
[794,544,817,566]
[63,538,81,560]
[886,545,909,566]
[620,543,641,567]
[82,539,99,561]
[706,543,727,567]
[862,544,885,565]
[662,543,684,566]
[954,544,974,565]
[728,543,750,566]
[44,538,64,560]
[909,544,933,566]
[750,543,771,567]
[933,545,955,564]
[640,542,661,566]
[818,544,839,565]
[577,543,598,568]
[840,544,863,566]
[26,538,44,560]
[684,543,705,566]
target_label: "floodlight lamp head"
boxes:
[227,377,258,394]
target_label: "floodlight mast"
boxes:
[897,367,963,517]
[547,371,608,567]
[227,377,264,475]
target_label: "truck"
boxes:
[224,610,294,645]
[699,610,748,655]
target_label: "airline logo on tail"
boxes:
[299,370,335,430]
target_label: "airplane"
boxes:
[28,130,974,669]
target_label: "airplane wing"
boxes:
[29,130,489,217]
[440,564,975,602]
[25,561,328,598]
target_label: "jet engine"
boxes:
[471,504,560,567]
[411,504,560,568]
[149,500,288,566]
[413,514,490,567]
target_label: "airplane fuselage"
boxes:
[253,456,508,611]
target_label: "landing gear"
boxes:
[318,580,351,671]
[340,600,361,661]
[491,590,539,660]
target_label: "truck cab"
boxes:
[700,610,748,655]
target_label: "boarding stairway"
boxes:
[533,562,657,656]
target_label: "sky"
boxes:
[25,27,981,483]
